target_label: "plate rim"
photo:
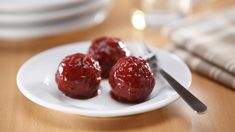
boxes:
[16,41,192,117]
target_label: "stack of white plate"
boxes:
[0,0,111,39]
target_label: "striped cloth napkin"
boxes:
[163,7,235,89]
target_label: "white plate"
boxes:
[0,0,109,25]
[0,7,109,40]
[16,42,192,117]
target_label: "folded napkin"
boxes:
[163,7,235,89]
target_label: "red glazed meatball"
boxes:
[55,53,102,99]
[88,37,130,78]
[109,56,155,103]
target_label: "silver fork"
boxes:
[136,42,207,114]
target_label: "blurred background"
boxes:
[0,0,228,48]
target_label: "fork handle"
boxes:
[159,69,207,114]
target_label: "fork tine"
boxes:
[138,40,151,54]
[136,41,158,74]
[130,40,158,69]
[139,41,158,62]
[141,41,152,53]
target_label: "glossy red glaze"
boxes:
[55,53,102,99]
[88,37,130,78]
[109,56,155,103]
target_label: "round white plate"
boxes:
[0,0,109,25]
[16,42,192,117]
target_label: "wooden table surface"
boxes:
[1,0,235,132]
